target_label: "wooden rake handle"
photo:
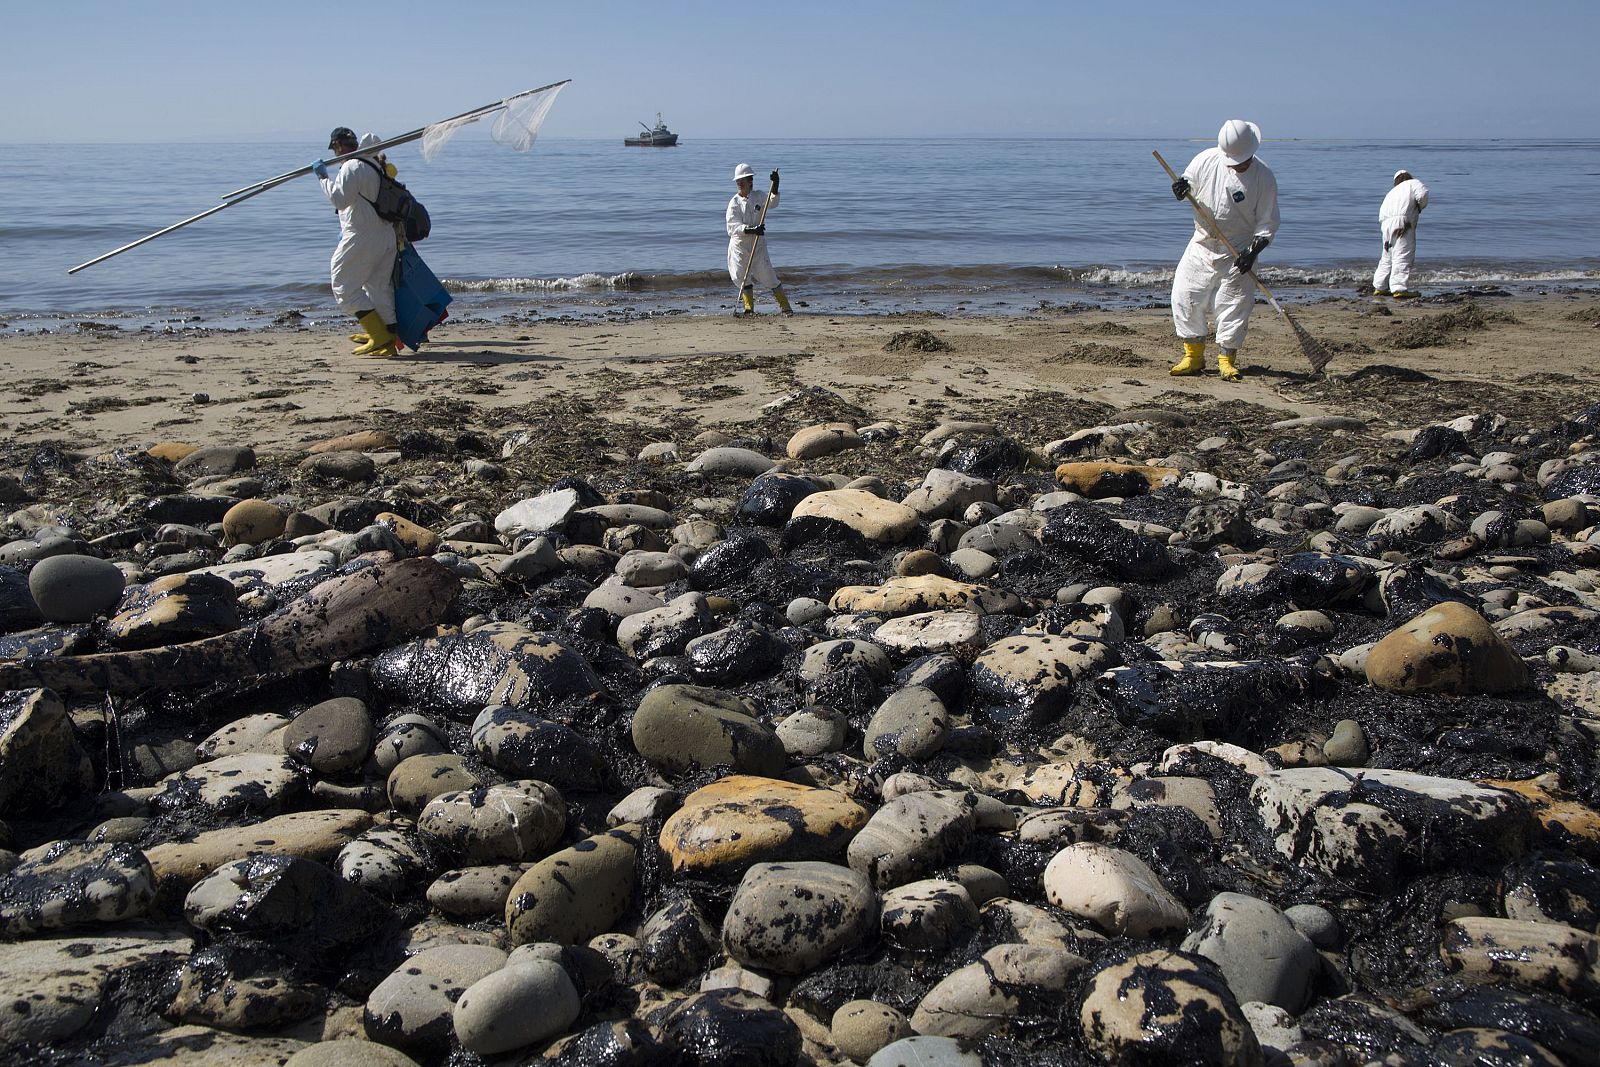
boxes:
[736,176,778,293]
[1153,149,1284,312]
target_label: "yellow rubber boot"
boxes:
[740,287,756,314]
[1169,341,1206,376]
[351,313,397,358]
[349,312,371,345]
[1217,351,1243,382]
[773,286,793,315]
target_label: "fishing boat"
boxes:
[625,114,679,147]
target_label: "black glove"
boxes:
[1171,177,1190,201]
[1234,235,1269,274]
[769,170,779,190]
[744,224,765,236]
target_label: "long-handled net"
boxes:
[420,81,566,163]
[69,80,570,274]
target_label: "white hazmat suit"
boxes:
[726,188,779,290]
[1373,176,1430,294]
[1171,147,1280,351]
[319,154,398,323]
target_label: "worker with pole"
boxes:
[726,164,792,315]
[1167,120,1280,382]
[313,128,401,359]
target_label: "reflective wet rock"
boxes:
[661,988,804,1067]
[1041,502,1175,579]
[368,622,605,716]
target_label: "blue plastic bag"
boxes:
[391,245,452,351]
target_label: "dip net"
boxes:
[420,82,567,163]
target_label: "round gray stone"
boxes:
[723,861,877,975]
[283,697,373,774]
[452,958,580,1055]
[27,554,124,623]
[864,685,951,762]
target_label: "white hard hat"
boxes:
[358,132,382,150]
[733,163,755,182]
[1393,169,1412,181]
[1218,120,1261,165]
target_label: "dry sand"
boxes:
[3,292,1598,464]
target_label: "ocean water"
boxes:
[4,136,1598,330]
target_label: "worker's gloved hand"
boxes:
[1395,221,1410,237]
[1171,178,1190,201]
[745,224,765,236]
[312,161,330,180]
[769,170,780,190]
[1234,235,1269,274]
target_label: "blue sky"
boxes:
[3,0,1596,142]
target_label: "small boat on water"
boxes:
[625,114,679,147]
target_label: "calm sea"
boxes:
[4,137,1598,330]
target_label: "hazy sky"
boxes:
[4,0,1596,142]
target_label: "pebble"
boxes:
[282,696,372,773]
[660,775,870,873]
[1181,891,1320,1011]
[1080,950,1260,1066]
[505,825,640,945]
[27,552,125,622]
[417,780,565,864]
[1043,842,1190,937]
[833,1000,913,1062]
[631,683,786,777]
[452,957,580,1055]
[723,860,877,974]
[0,841,154,935]
[847,790,976,889]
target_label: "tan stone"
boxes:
[144,810,372,899]
[1485,776,1600,847]
[305,429,400,454]
[790,489,919,543]
[147,442,199,463]
[222,499,288,545]
[786,423,863,461]
[376,512,441,554]
[1442,917,1600,1000]
[1366,602,1528,694]
[660,775,870,873]
[829,573,1022,617]
[505,825,639,945]
[1054,462,1181,497]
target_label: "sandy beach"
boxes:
[6,290,1597,466]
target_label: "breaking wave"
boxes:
[439,262,1600,298]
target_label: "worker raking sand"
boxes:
[1167,120,1280,382]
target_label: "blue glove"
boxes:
[312,160,329,180]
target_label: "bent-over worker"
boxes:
[726,163,791,315]
[1373,170,1429,299]
[1169,119,1280,382]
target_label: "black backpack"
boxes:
[361,158,431,242]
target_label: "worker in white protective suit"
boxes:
[726,163,792,315]
[1168,120,1280,382]
[1373,170,1430,299]
[314,128,401,358]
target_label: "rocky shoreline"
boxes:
[0,294,1599,1065]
